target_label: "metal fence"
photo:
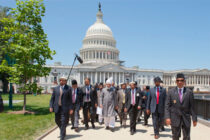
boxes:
[194,98,210,120]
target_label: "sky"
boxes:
[1,0,210,70]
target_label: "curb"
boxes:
[198,118,210,127]
[36,125,58,140]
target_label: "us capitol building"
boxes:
[37,5,210,93]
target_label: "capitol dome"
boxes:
[80,4,119,64]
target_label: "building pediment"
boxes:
[96,64,125,72]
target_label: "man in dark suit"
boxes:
[49,76,73,140]
[70,79,83,132]
[165,73,197,140]
[141,86,150,126]
[81,78,97,130]
[125,81,142,135]
[146,77,166,139]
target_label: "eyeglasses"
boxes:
[176,80,184,82]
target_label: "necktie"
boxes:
[86,86,90,101]
[156,87,159,104]
[72,89,75,104]
[179,88,182,103]
[132,90,135,105]
[59,86,63,106]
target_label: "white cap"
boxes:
[106,77,113,84]
[59,76,67,80]
[119,82,126,85]
[129,81,135,84]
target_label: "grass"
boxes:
[0,94,55,140]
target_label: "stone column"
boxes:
[103,72,105,83]
[99,72,101,82]
[95,72,97,84]
[119,72,121,84]
[123,73,125,83]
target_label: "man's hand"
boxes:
[137,106,141,110]
[49,108,53,112]
[69,109,73,115]
[124,108,127,113]
[146,109,150,115]
[95,103,98,108]
[165,118,171,126]
[193,121,197,127]
[143,96,146,99]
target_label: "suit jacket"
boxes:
[140,91,148,109]
[117,89,126,112]
[165,87,197,128]
[146,86,166,114]
[49,85,73,114]
[81,85,97,108]
[71,87,83,110]
[125,88,142,113]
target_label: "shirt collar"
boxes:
[177,87,184,92]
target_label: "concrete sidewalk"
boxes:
[41,117,210,140]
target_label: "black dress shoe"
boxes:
[75,127,79,132]
[106,126,110,130]
[92,124,95,129]
[71,126,75,129]
[130,130,134,135]
[85,125,89,130]
[110,128,115,132]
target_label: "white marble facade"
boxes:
[36,6,210,93]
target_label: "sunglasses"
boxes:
[176,80,185,82]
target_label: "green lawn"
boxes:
[0,94,55,140]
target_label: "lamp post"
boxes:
[52,69,58,85]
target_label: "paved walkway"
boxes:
[42,117,210,140]
[3,100,23,104]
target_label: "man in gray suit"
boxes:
[146,77,166,139]
[117,82,127,128]
[165,73,197,140]
[49,76,73,140]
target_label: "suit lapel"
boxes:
[175,87,181,104]
[181,87,187,103]
[154,87,157,98]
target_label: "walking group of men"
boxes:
[49,73,197,140]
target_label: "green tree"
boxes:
[0,6,12,93]
[0,0,55,112]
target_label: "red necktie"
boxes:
[157,87,159,104]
